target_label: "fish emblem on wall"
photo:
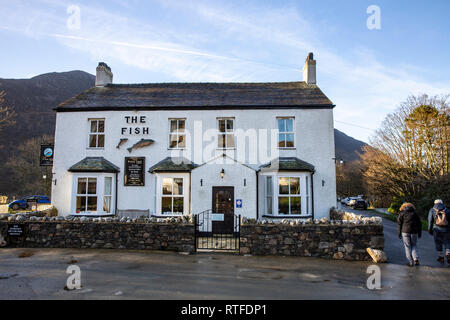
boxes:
[127,139,155,153]
[116,138,129,149]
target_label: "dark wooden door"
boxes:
[212,187,234,234]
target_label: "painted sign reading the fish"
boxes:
[121,116,150,135]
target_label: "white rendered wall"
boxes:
[52,108,336,218]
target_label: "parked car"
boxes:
[352,199,368,210]
[9,195,50,211]
[341,197,351,205]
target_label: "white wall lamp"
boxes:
[220,169,225,179]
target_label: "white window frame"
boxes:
[277,117,295,149]
[75,177,98,215]
[88,118,105,149]
[262,172,312,217]
[168,118,187,150]
[103,176,113,214]
[265,176,273,215]
[155,173,190,216]
[72,173,116,216]
[277,176,301,215]
[217,118,235,149]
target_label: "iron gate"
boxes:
[195,210,240,252]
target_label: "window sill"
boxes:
[151,214,185,218]
[278,148,296,150]
[168,148,187,151]
[216,148,236,151]
[262,214,312,219]
[86,148,105,150]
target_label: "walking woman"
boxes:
[397,203,422,267]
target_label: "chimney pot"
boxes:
[303,52,316,85]
[95,62,113,87]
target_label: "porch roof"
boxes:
[259,157,315,172]
[149,157,198,173]
[68,157,120,173]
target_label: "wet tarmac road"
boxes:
[0,208,449,300]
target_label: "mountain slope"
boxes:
[334,129,367,162]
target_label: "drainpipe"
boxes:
[311,171,315,220]
[115,172,119,216]
[256,171,259,220]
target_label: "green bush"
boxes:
[388,197,403,214]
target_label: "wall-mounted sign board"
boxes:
[40,144,54,166]
[7,224,24,237]
[211,213,224,221]
[124,157,145,186]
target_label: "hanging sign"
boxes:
[40,144,54,166]
[124,157,145,186]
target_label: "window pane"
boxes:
[90,120,97,133]
[178,120,185,132]
[89,135,97,148]
[173,197,184,214]
[291,197,301,215]
[286,118,294,132]
[161,197,172,214]
[178,134,186,148]
[104,177,112,196]
[173,178,183,195]
[226,120,233,132]
[162,178,173,195]
[278,197,289,215]
[226,134,235,148]
[278,134,286,148]
[97,134,105,148]
[266,177,273,196]
[170,120,177,133]
[87,178,97,195]
[87,196,97,211]
[218,134,226,148]
[285,134,294,148]
[277,119,286,132]
[290,178,300,195]
[98,120,105,133]
[169,134,178,148]
[279,177,289,194]
[76,196,86,212]
[77,178,87,195]
[267,197,273,215]
[306,176,309,195]
[103,196,111,213]
[218,120,226,133]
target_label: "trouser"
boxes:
[433,228,450,256]
[402,233,419,264]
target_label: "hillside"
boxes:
[0,71,366,195]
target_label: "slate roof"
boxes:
[149,157,198,173]
[56,82,334,111]
[259,157,315,172]
[68,157,120,173]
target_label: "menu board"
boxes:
[124,157,145,186]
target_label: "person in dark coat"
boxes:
[397,203,422,266]
[428,200,450,264]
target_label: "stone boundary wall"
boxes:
[0,217,195,253]
[240,212,384,261]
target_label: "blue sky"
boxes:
[0,0,449,143]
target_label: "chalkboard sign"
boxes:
[40,144,54,166]
[124,157,145,186]
[8,224,24,237]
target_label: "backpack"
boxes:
[434,209,448,227]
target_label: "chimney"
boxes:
[303,52,316,85]
[95,62,113,87]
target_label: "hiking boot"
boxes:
[437,256,445,263]
[407,262,414,267]
[414,260,420,266]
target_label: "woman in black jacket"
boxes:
[397,203,422,267]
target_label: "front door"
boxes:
[212,187,234,234]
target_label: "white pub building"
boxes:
[51,53,337,221]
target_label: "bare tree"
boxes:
[0,91,16,136]
[6,134,54,197]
